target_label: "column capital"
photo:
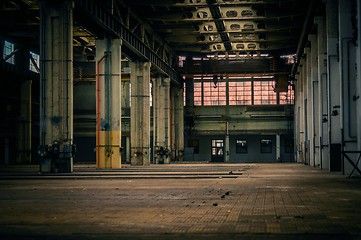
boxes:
[162,77,171,86]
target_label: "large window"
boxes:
[253,81,277,105]
[203,82,226,106]
[188,77,294,106]
[236,140,248,153]
[229,81,252,105]
[3,40,15,64]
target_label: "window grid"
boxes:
[194,82,202,106]
[229,81,252,105]
[191,79,294,106]
[203,82,226,106]
[236,140,248,153]
[253,81,277,105]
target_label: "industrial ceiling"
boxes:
[0,0,317,78]
[122,0,314,57]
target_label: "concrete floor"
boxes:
[1,163,361,240]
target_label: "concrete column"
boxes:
[126,136,130,164]
[339,0,358,174]
[39,0,74,173]
[305,47,312,166]
[225,133,230,163]
[163,78,171,164]
[153,77,163,163]
[185,76,194,107]
[298,58,306,164]
[173,86,184,161]
[152,77,159,163]
[302,55,308,165]
[95,38,122,169]
[170,86,176,161]
[130,61,151,166]
[17,80,32,164]
[357,0,361,154]
[225,79,230,163]
[276,134,281,161]
[326,0,342,171]
[315,16,329,169]
[309,34,320,167]
[153,77,171,164]
[121,79,130,113]
[121,77,130,163]
[185,57,194,108]
[294,65,302,163]
[15,46,32,164]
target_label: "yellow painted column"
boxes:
[95,38,122,169]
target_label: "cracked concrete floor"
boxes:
[1,163,361,239]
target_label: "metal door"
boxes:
[211,139,224,162]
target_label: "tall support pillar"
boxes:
[309,34,320,167]
[301,56,307,165]
[225,133,230,163]
[17,80,32,164]
[163,78,171,164]
[305,47,312,166]
[297,59,306,164]
[153,77,163,163]
[152,77,159,163]
[121,76,130,163]
[356,0,361,176]
[225,79,230,163]
[95,38,122,169]
[315,16,329,169]
[276,134,281,161]
[130,62,151,166]
[326,0,342,171]
[39,0,74,173]
[173,86,184,161]
[185,75,194,140]
[153,77,171,164]
[294,67,301,163]
[16,46,32,164]
[339,0,358,174]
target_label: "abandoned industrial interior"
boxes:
[1,0,361,239]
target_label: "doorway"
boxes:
[211,139,224,162]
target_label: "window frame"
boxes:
[236,139,248,154]
[260,139,272,153]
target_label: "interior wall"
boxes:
[184,134,287,163]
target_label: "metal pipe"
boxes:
[327,55,338,152]
[340,38,352,141]
[346,40,357,138]
[39,2,46,146]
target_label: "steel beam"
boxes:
[74,0,181,85]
